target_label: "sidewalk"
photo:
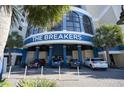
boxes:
[3,67,124,87]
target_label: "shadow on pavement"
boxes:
[6,66,124,80]
[75,66,124,80]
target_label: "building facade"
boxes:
[4,5,124,68]
[22,6,95,66]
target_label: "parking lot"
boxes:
[3,66,124,87]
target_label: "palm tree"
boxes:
[24,5,70,29]
[0,5,70,80]
[93,24,123,67]
[6,32,23,66]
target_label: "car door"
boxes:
[85,58,90,66]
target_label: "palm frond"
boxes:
[24,5,70,29]
[6,32,23,48]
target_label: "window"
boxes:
[83,15,93,34]
[50,22,63,31]
[18,26,22,31]
[66,11,81,32]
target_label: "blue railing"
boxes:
[4,48,23,53]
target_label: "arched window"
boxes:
[83,15,93,34]
[66,11,81,32]
[51,22,63,31]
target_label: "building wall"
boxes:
[72,50,93,61]
[98,53,124,67]
[72,50,78,59]
[84,50,94,59]
[26,51,48,64]
[26,51,35,64]
[39,51,48,61]
[9,6,28,39]
[113,54,124,67]
[66,56,72,63]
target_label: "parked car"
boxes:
[69,59,81,68]
[28,59,46,68]
[28,59,40,68]
[51,58,61,68]
[39,59,46,66]
[84,58,108,70]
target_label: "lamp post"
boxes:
[117,5,124,25]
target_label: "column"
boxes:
[91,18,95,34]
[63,45,66,66]
[77,45,83,65]
[80,16,85,32]
[11,55,16,66]
[48,45,53,66]
[35,46,40,60]
[21,48,27,65]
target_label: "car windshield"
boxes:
[91,58,104,61]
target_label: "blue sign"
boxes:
[24,33,93,45]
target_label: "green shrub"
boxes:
[17,78,56,87]
[0,79,12,87]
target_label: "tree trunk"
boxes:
[0,7,12,80]
[105,47,111,67]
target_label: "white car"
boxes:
[84,58,108,70]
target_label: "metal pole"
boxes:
[59,65,61,80]
[8,65,12,79]
[24,65,27,79]
[77,66,80,80]
[41,66,44,77]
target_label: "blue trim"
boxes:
[80,15,85,32]
[77,45,83,64]
[24,33,93,45]
[91,19,95,35]
[4,48,23,54]
[21,48,27,65]
[35,47,40,59]
[63,45,66,66]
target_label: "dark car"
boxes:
[39,59,46,67]
[51,58,61,68]
[69,59,81,68]
[28,59,40,68]
[28,59,46,68]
